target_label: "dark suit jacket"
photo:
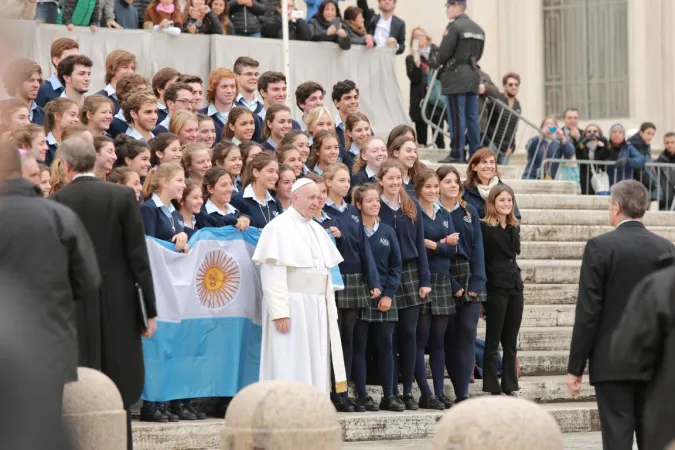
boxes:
[357,0,406,55]
[567,220,675,384]
[51,176,157,408]
[480,222,523,292]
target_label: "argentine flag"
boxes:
[141,226,343,401]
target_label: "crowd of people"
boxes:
[0,22,527,425]
[9,0,406,54]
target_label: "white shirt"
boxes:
[326,197,348,212]
[349,143,360,156]
[47,73,62,90]
[381,194,401,211]
[242,183,275,207]
[103,83,117,100]
[114,109,127,123]
[365,166,377,179]
[334,113,344,131]
[151,193,176,218]
[73,173,97,180]
[156,114,170,130]
[207,103,228,125]
[29,101,39,122]
[126,127,153,142]
[46,131,57,146]
[374,15,393,48]
[205,199,238,216]
[618,219,642,227]
[364,220,380,237]
[236,93,264,114]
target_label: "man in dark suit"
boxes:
[50,135,157,450]
[566,180,675,450]
[357,0,406,55]
[0,140,100,447]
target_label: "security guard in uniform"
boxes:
[437,0,486,163]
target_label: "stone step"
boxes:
[521,242,586,260]
[524,284,579,305]
[506,180,578,195]
[520,260,581,284]
[521,210,675,226]
[521,225,675,241]
[131,402,601,447]
[477,327,574,351]
[476,305,576,328]
[420,161,519,180]
[518,194,609,210]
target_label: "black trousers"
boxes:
[482,289,523,393]
[414,118,446,149]
[594,381,646,450]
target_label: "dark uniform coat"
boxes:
[51,176,157,408]
[0,178,101,385]
[611,263,675,450]
[437,13,485,95]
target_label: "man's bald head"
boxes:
[0,142,21,181]
[291,181,320,219]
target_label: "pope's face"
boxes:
[292,183,320,219]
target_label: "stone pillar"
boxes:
[432,396,564,450]
[221,380,342,450]
[62,367,127,450]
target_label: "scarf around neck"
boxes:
[156,2,174,14]
[476,175,500,200]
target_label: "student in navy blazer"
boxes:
[260,104,293,153]
[152,83,195,136]
[230,152,282,229]
[388,135,421,198]
[323,163,381,412]
[96,50,138,115]
[176,179,204,238]
[201,167,251,230]
[105,73,148,139]
[4,59,45,126]
[351,183,406,412]
[201,68,246,144]
[463,148,521,219]
[224,107,257,146]
[257,71,302,131]
[377,160,431,411]
[350,136,388,188]
[43,97,80,167]
[36,38,80,108]
[413,169,460,410]
[437,165,486,404]
[357,0,406,55]
[342,113,372,175]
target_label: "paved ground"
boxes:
[342,432,638,449]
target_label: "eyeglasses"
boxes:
[175,98,192,105]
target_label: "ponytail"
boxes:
[142,162,183,201]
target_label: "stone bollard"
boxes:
[433,396,564,450]
[62,367,127,450]
[221,380,342,450]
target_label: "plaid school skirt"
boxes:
[451,256,487,304]
[420,273,456,315]
[394,260,431,310]
[336,273,371,309]
[360,295,398,322]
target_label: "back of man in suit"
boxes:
[50,135,157,450]
[566,180,675,450]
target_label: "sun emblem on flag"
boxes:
[196,250,241,309]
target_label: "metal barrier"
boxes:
[420,68,547,163]
[541,158,675,211]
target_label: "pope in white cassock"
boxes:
[252,178,348,395]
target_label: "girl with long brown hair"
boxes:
[480,184,523,397]
[436,164,486,405]
[377,159,431,411]
[276,144,303,178]
[261,104,292,152]
[225,106,256,144]
[80,95,114,136]
[212,141,243,192]
[44,97,80,166]
[202,166,250,229]
[281,130,311,175]
[343,112,371,173]
[388,135,422,197]
[230,152,282,229]
[309,130,340,174]
[10,124,48,164]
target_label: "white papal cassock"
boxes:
[252,206,346,395]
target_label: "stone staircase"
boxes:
[131,155,675,449]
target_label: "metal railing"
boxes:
[420,68,547,163]
[541,158,675,211]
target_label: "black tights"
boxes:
[331,308,359,401]
[414,313,450,398]
[392,305,420,396]
[353,320,396,398]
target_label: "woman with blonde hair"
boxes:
[169,110,199,145]
[181,142,212,183]
[80,95,114,137]
[10,124,48,164]
[305,106,335,143]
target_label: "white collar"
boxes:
[302,164,310,175]
[313,210,331,223]
[618,219,642,227]
[232,136,241,145]
[364,220,380,237]
[73,173,97,180]
[59,90,68,98]
[47,73,63,90]
[125,127,153,142]
[205,198,237,215]
[380,194,401,211]
[326,197,348,212]
[104,83,116,98]
[377,15,393,24]
[313,165,324,175]
[236,93,262,107]
[158,114,171,129]
[207,103,230,119]
[157,102,167,111]
[299,118,307,132]
[265,137,278,150]
[151,193,176,213]
[334,113,343,130]
[46,132,57,146]
[243,183,275,206]
[422,202,441,220]
[365,166,377,179]
[349,143,360,156]
[114,109,127,122]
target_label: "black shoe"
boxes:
[213,398,230,419]
[453,395,469,405]
[346,397,366,412]
[402,393,419,411]
[418,395,446,410]
[437,156,463,164]
[140,402,169,423]
[503,391,517,397]
[356,396,379,412]
[333,398,355,413]
[170,403,197,420]
[490,392,504,396]
[379,395,405,412]
[187,403,207,420]
[438,394,455,409]
[159,403,179,422]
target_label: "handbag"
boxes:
[590,165,610,195]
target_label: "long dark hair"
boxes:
[482,184,519,227]
[436,165,471,220]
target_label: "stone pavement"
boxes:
[342,433,638,449]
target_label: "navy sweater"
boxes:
[421,205,460,292]
[45,142,58,167]
[200,204,241,227]
[446,202,487,293]
[108,117,128,138]
[324,202,380,291]
[140,202,186,241]
[378,198,431,288]
[350,168,377,188]
[367,222,402,299]
[36,80,63,108]
[463,180,522,220]
[403,179,416,198]
[230,191,282,229]
[96,88,121,115]
[30,104,45,126]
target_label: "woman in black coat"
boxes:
[406,27,443,149]
[308,0,351,50]
[575,124,608,195]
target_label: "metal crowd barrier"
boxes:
[540,158,675,211]
[420,68,547,163]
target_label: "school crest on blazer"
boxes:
[463,215,472,223]
[380,238,390,247]
[351,214,360,223]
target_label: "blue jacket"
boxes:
[463,180,521,220]
[140,200,185,241]
[445,202,486,293]
[108,115,128,138]
[199,105,264,144]
[36,75,63,108]
[351,168,377,188]
[378,198,431,288]
[324,202,380,291]
[30,103,45,126]
[421,205,460,293]
[96,87,121,115]
[366,222,402,299]
[230,189,282,229]
[522,137,575,180]
[596,141,646,185]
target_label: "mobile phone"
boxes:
[164,20,174,28]
[291,10,305,19]
[547,126,558,133]
[412,39,420,52]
